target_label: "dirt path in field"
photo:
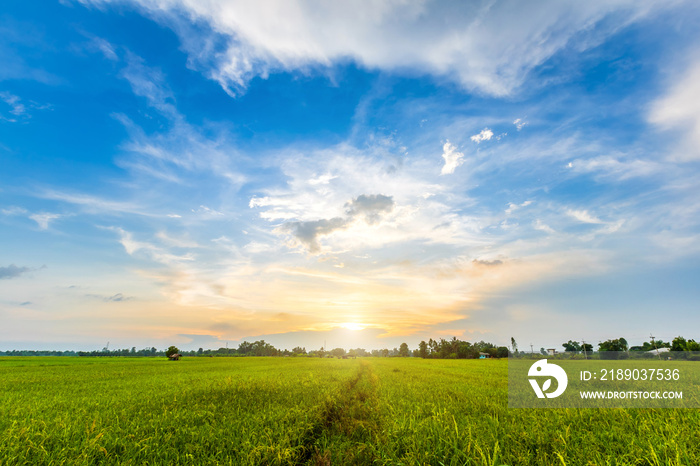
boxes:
[296,361,384,465]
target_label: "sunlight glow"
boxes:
[339,323,366,331]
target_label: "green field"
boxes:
[1,356,698,465]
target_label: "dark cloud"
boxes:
[473,259,503,267]
[282,217,348,253]
[106,293,132,302]
[345,194,394,225]
[86,293,134,302]
[281,194,395,253]
[0,264,32,280]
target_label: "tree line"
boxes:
[2,335,698,358]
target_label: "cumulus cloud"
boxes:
[279,194,395,253]
[649,60,700,161]
[440,141,464,175]
[280,217,348,253]
[470,128,494,143]
[345,194,395,225]
[505,200,533,215]
[80,0,670,96]
[0,264,33,280]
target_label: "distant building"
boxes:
[647,347,670,355]
[547,348,556,356]
[479,352,491,359]
[168,353,182,361]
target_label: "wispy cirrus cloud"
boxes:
[78,0,676,97]
[29,212,63,230]
[0,91,50,122]
[649,59,700,161]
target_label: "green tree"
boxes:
[562,340,581,352]
[166,346,179,358]
[399,342,410,357]
[671,336,687,351]
[330,347,346,358]
[418,340,428,359]
[598,338,628,359]
[496,346,509,358]
[510,337,518,354]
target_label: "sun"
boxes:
[339,322,366,331]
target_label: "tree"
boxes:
[671,336,687,351]
[418,341,428,359]
[562,340,581,352]
[598,338,628,359]
[399,342,410,357]
[330,347,346,358]
[511,337,518,354]
[166,346,179,358]
[540,347,547,356]
[496,346,510,358]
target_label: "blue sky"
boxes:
[1,0,700,352]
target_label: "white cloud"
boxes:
[29,213,62,230]
[0,91,51,122]
[513,118,528,130]
[470,128,494,144]
[81,0,672,96]
[440,141,464,175]
[569,155,659,180]
[566,209,604,224]
[1,206,28,216]
[505,200,533,215]
[308,173,337,185]
[533,219,555,234]
[91,37,119,61]
[0,91,26,120]
[649,59,700,161]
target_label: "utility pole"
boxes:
[650,333,661,360]
[530,343,534,354]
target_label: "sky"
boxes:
[1,0,700,352]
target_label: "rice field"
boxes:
[1,356,698,465]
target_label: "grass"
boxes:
[1,356,699,465]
